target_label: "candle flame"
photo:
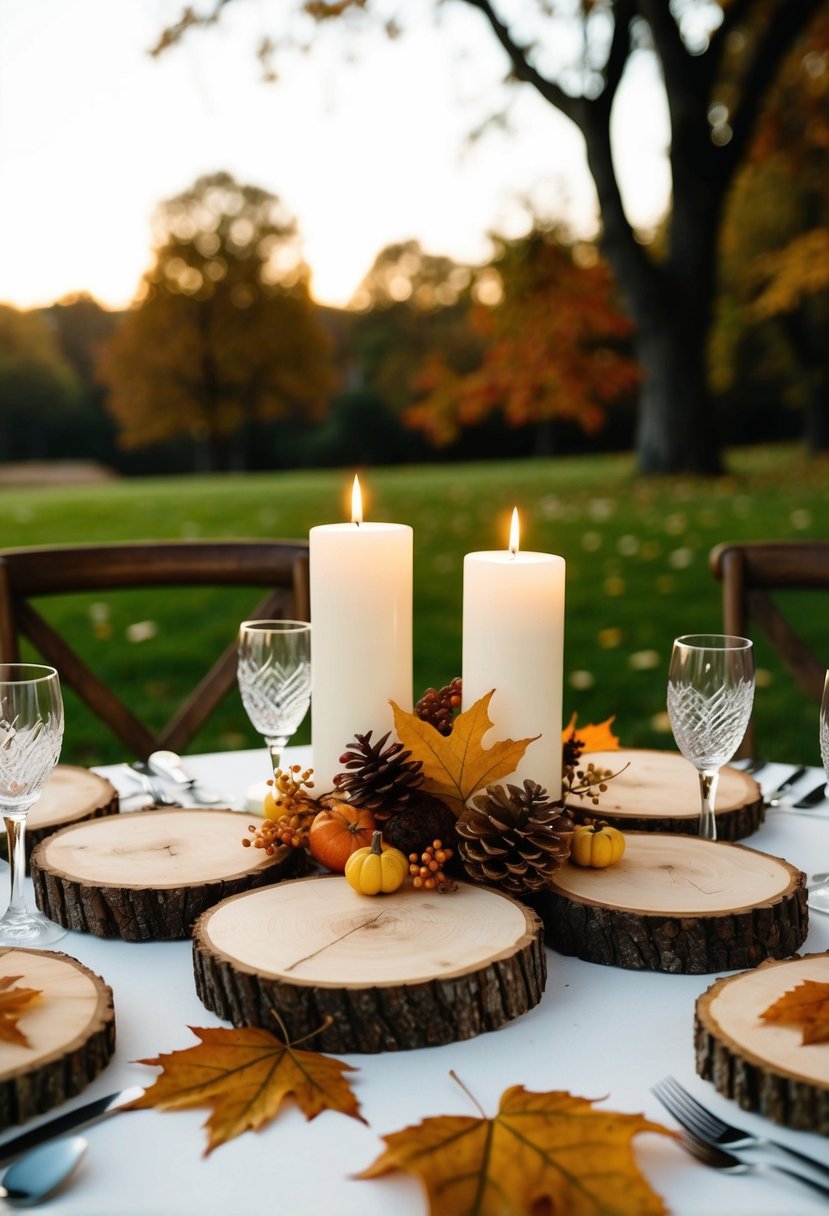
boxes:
[509,507,520,555]
[351,475,363,525]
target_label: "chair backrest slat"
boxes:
[0,540,310,761]
[710,540,829,758]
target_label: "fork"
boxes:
[118,766,182,807]
[653,1076,829,1183]
[677,1127,829,1199]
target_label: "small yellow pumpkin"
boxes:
[571,822,626,868]
[345,831,409,895]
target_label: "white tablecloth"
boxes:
[4,750,829,1216]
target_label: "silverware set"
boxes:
[652,1076,829,1198]
[734,759,828,808]
[119,750,225,807]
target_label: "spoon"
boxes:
[0,1135,87,1205]
[146,750,225,805]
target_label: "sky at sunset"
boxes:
[0,0,671,312]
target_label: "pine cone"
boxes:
[455,781,572,896]
[381,792,458,862]
[333,730,423,818]
[414,678,462,735]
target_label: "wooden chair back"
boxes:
[0,540,310,760]
[709,540,829,758]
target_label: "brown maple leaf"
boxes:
[392,691,537,817]
[562,712,621,752]
[761,979,829,1044]
[128,1023,364,1154]
[359,1082,676,1216]
[0,974,42,1048]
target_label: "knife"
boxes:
[0,1086,142,1165]
[793,781,828,808]
[767,765,808,798]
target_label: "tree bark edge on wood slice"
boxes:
[30,809,307,942]
[532,833,807,974]
[565,750,764,840]
[695,951,829,1135]
[0,949,115,1131]
[192,876,547,1053]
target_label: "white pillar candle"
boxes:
[310,477,413,792]
[462,509,565,799]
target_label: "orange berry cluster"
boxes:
[408,839,454,890]
[242,819,283,855]
[242,765,318,853]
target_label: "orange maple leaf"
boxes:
[563,712,621,752]
[129,1023,364,1154]
[392,691,538,817]
[761,979,829,1045]
[359,1083,676,1216]
[0,975,42,1048]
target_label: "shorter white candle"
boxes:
[310,477,413,792]
[463,508,565,797]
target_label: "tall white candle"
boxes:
[462,508,565,798]
[310,477,413,792]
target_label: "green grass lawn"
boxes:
[2,444,828,767]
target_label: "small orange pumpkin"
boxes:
[308,803,377,873]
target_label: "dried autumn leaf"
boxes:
[0,975,42,1047]
[761,979,829,1045]
[360,1084,675,1216]
[129,1024,364,1154]
[563,712,621,753]
[392,691,537,817]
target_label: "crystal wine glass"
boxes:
[807,670,829,913]
[667,634,755,841]
[0,663,65,946]
[237,620,312,777]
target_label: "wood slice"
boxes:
[0,949,115,1131]
[696,952,829,1135]
[533,833,807,973]
[30,809,305,942]
[193,876,546,1053]
[565,750,764,840]
[24,766,119,858]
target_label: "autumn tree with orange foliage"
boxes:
[99,173,335,470]
[406,230,638,450]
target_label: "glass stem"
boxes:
[267,740,287,777]
[3,815,28,920]
[698,770,719,841]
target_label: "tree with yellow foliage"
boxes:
[99,173,335,470]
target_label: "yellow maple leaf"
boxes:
[0,974,42,1048]
[761,979,829,1045]
[563,712,621,752]
[359,1083,676,1216]
[129,1024,364,1154]
[392,691,538,817]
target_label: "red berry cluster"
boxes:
[414,678,462,735]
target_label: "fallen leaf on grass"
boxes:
[359,1083,676,1216]
[761,978,829,1044]
[0,975,42,1047]
[129,1024,364,1153]
[392,691,537,816]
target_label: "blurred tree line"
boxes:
[1,4,828,479]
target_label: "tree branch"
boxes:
[635,0,697,95]
[704,0,755,88]
[601,0,636,107]
[458,0,585,127]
